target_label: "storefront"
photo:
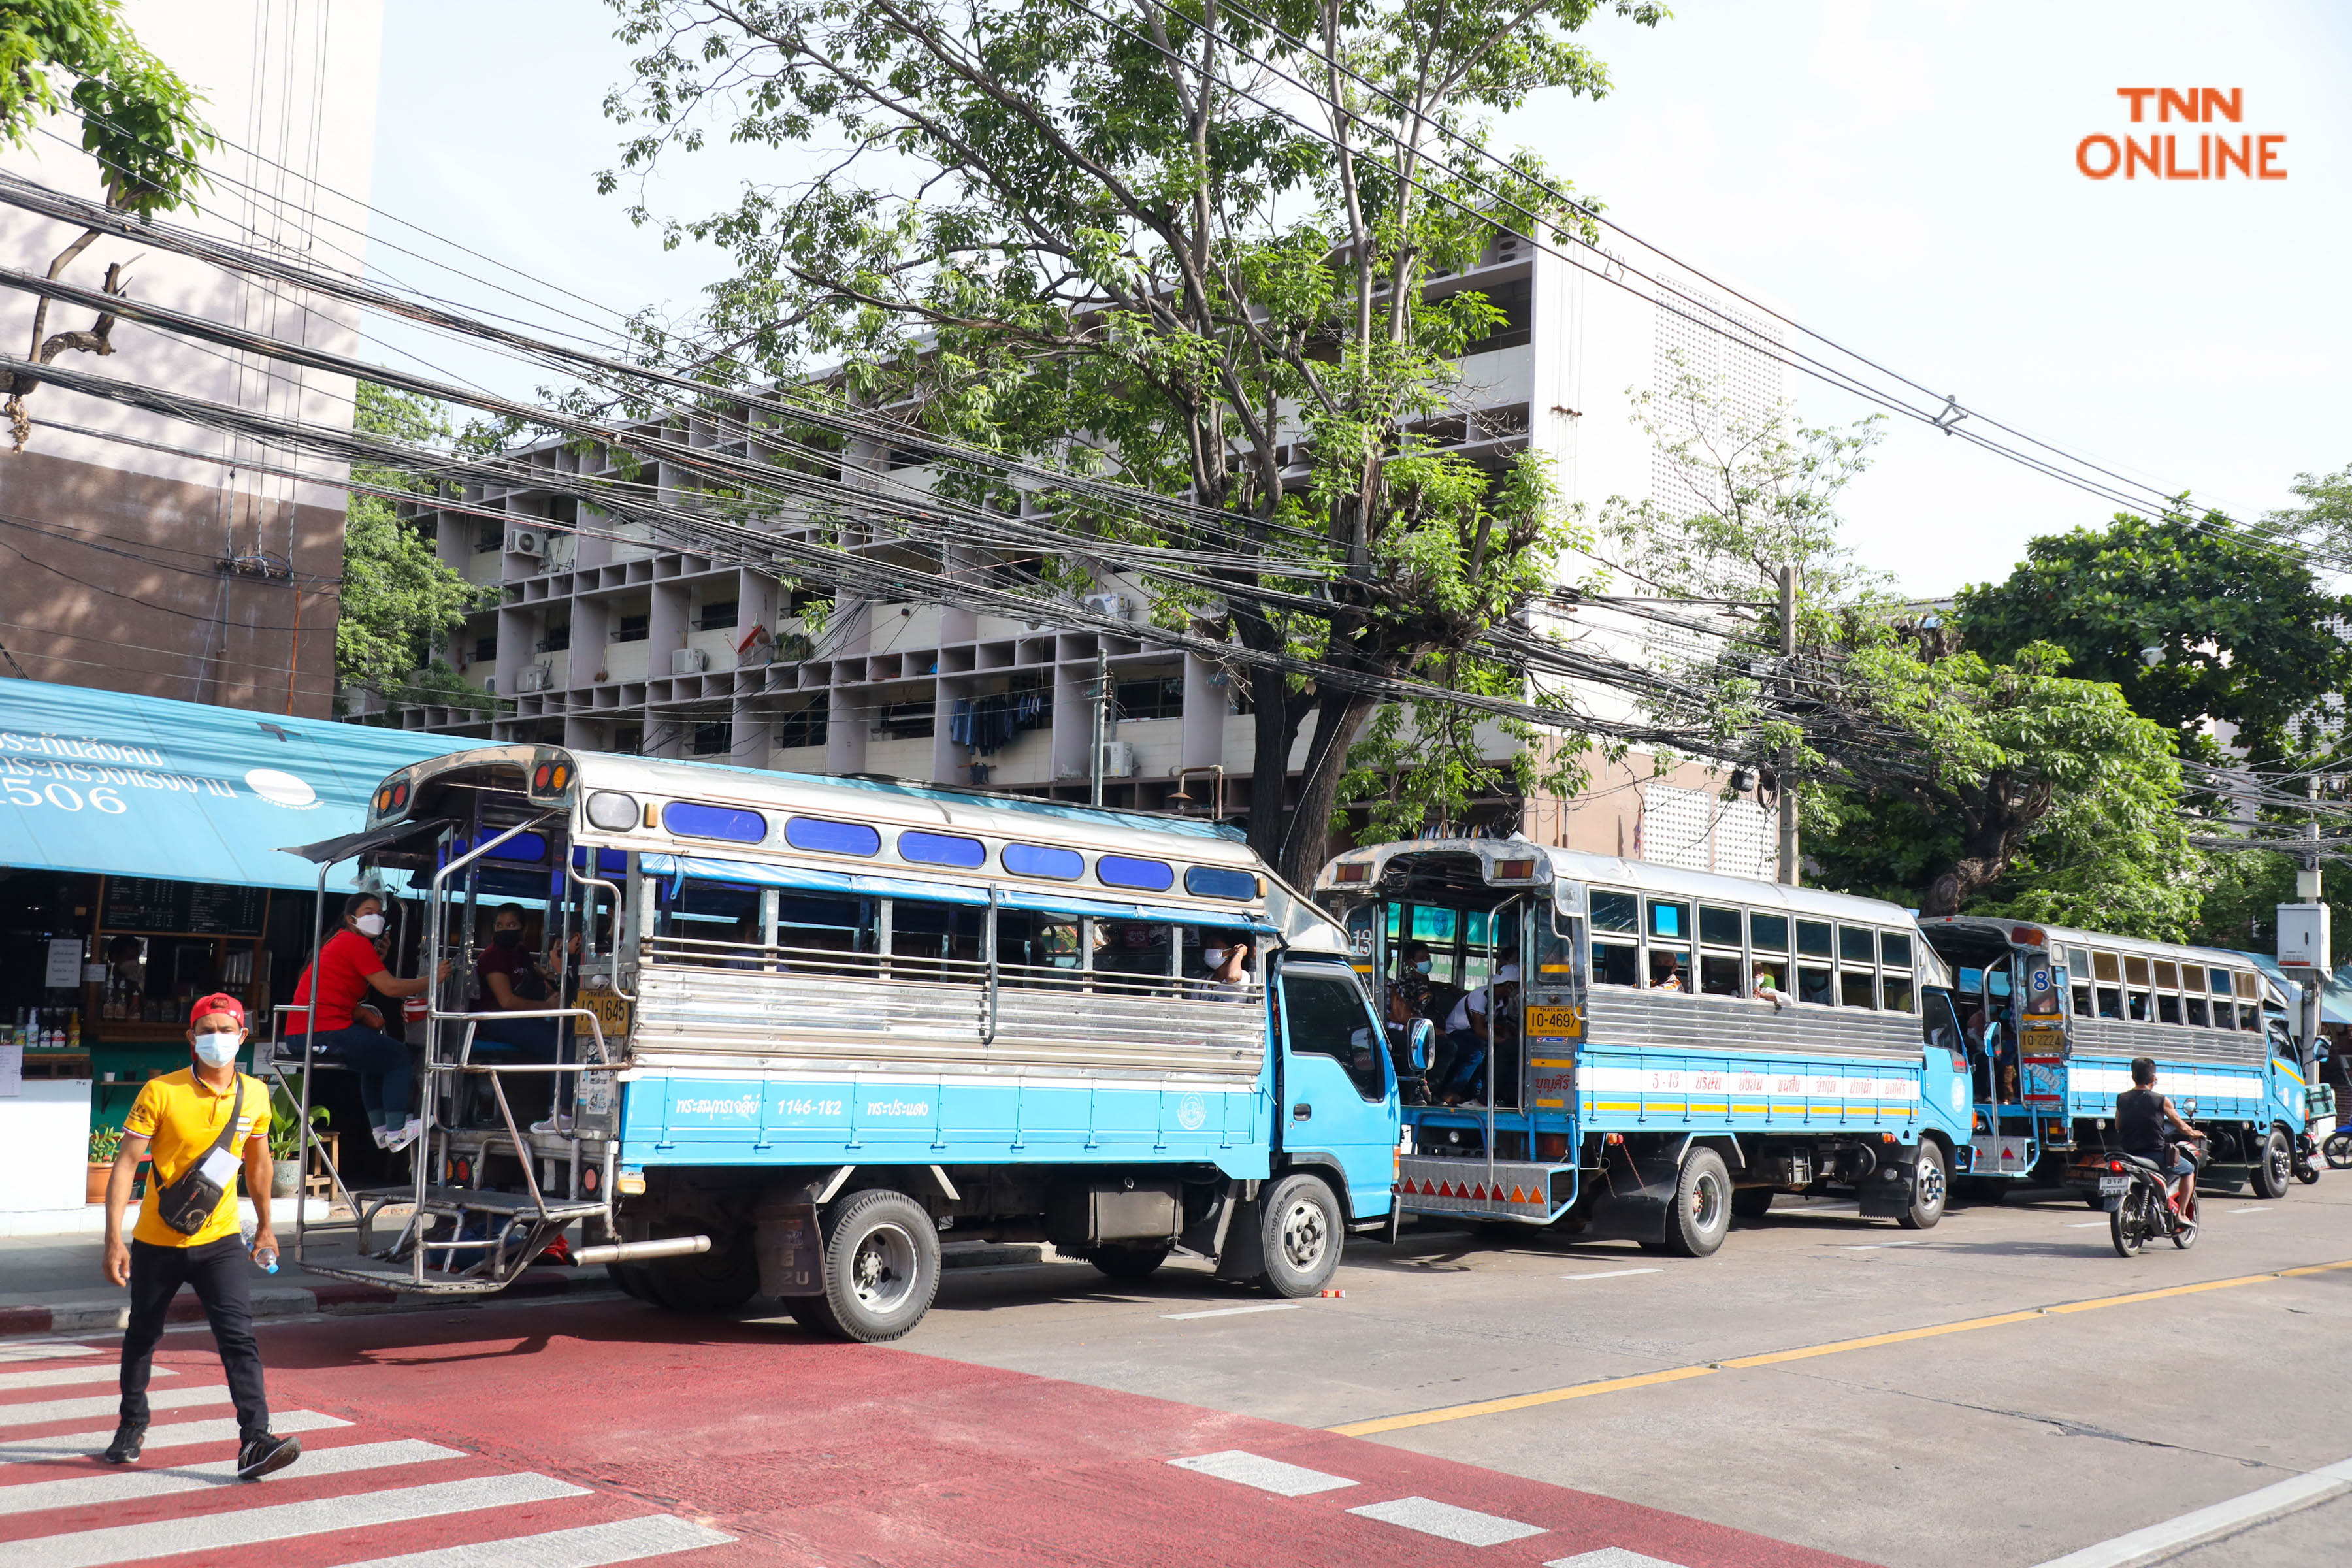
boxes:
[0,679,456,1227]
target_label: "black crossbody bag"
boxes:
[152,1078,248,1237]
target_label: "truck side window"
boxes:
[1282,972,1388,1100]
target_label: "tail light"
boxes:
[1536,1132,1569,1162]
[2107,1160,2126,1172]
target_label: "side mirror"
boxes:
[1407,1017,1435,1071]
[2181,1096,2198,1118]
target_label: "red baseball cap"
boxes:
[189,994,248,1030]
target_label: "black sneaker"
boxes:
[101,1421,147,1465]
[235,1431,302,1480]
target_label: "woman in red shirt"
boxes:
[289,892,447,1152]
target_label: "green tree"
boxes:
[603,0,1659,883]
[0,0,216,448]
[1953,507,2352,772]
[335,383,493,711]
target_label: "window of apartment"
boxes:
[875,699,935,739]
[776,701,828,751]
[1115,674,1185,721]
[613,615,649,644]
[471,635,497,664]
[538,620,570,653]
[691,722,729,756]
[697,598,738,632]
[475,523,502,553]
[1460,278,1533,356]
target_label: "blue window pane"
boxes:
[782,815,878,856]
[1004,842,1083,881]
[1184,865,1257,901]
[667,803,768,844]
[1649,900,1688,940]
[1097,854,1173,892]
[478,831,547,863]
[899,830,987,869]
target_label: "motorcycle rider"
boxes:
[2117,1056,2205,1212]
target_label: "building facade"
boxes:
[387,229,1785,872]
[0,0,383,718]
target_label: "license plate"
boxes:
[1525,1005,1582,1039]
[577,985,632,1053]
[2098,1175,2128,1195]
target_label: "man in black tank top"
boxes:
[2116,1056,2204,1208]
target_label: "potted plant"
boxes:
[87,1123,123,1203]
[267,1080,329,1200]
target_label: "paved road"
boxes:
[2,1177,2345,1567]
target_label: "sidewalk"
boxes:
[0,1217,604,1338]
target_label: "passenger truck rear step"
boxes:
[294,1260,523,1296]
[417,1186,609,1222]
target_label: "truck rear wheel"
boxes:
[1665,1147,1732,1258]
[646,1229,760,1314]
[813,1189,940,1342]
[2251,1128,2292,1199]
[1730,1188,1773,1220]
[1898,1142,1948,1230]
[1257,1173,1343,1296]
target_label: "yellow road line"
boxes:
[1326,1254,2352,1438]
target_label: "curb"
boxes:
[0,1266,594,1339]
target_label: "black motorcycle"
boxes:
[2098,1141,2204,1257]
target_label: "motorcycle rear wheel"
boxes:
[2324,1128,2352,1171]
[2110,1192,2147,1257]
[2172,1190,2199,1249]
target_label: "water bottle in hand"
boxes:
[242,1224,279,1275]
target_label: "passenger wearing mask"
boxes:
[1196,939,1253,999]
[1385,985,1433,1105]
[474,903,565,1129]
[289,893,446,1151]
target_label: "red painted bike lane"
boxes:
[2,1299,1879,1567]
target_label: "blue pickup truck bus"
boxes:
[1916,917,2312,1200]
[1311,840,1975,1256]
[287,746,1399,1340]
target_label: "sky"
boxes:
[365,0,2352,596]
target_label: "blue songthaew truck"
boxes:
[284,745,1399,1340]
[1312,839,1978,1254]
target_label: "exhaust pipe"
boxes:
[572,1235,711,1266]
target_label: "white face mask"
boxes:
[1201,949,1225,969]
[191,1030,242,1066]
[353,912,387,938]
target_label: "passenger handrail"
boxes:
[566,858,629,999]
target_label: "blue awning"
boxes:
[2238,951,2352,1026]
[0,680,462,892]
[644,853,1274,930]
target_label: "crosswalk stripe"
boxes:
[1347,1495,1549,1546]
[0,1411,350,1467]
[1544,1551,1688,1567]
[0,1386,228,1430]
[13,1471,591,1568]
[0,1347,99,1365]
[0,1439,462,1518]
[0,1367,171,1394]
[1168,1450,1356,1497]
[323,1514,736,1567]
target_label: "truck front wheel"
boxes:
[2251,1127,2293,1199]
[813,1189,940,1342]
[1258,1173,1343,1296]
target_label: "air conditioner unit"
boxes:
[1081,592,1132,621]
[670,647,711,676]
[515,664,553,693]
[1100,740,1137,778]
[504,527,547,559]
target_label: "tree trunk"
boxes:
[1275,687,1381,890]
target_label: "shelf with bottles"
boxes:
[89,928,269,1045]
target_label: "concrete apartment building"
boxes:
[0,0,382,719]
[386,229,1788,877]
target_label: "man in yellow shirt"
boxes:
[99,994,302,1480]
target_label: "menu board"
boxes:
[102,877,268,936]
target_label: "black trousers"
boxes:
[119,1236,270,1438]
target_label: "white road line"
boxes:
[14,1471,591,1568]
[2030,1454,2352,1568]
[2227,1206,2273,1214]
[0,1386,227,1430]
[1161,1303,1305,1320]
[0,1439,461,1517]
[2066,1221,2108,1228]
[1558,1269,1661,1281]
[1545,1550,1688,1567]
[0,1411,348,1466]
[325,1514,736,1568]
[1841,1239,1931,1250]
[1168,1450,1356,1497]
[1347,1496,1548,1546]
[0,1366,170,1394]
[0,1345,99,1364]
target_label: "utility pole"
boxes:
[1777,563,1799,887]
[1088,648,1109,808]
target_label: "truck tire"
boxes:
[787,1292,843,1337]
[1256,1173,1343,1296]
[1086,1243,1171,1280]
[646,1230,760,1314]
[1899,1141,1948,1230]
[813,1188,939,1342]
[2251,1128,2293,1199]
[1730,1188,1773,1220]
[1665,1147,1732,1258]
[606,1262,656,1301]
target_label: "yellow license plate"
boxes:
[578,986,632,1053]
[1526,1005,1582,1039]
